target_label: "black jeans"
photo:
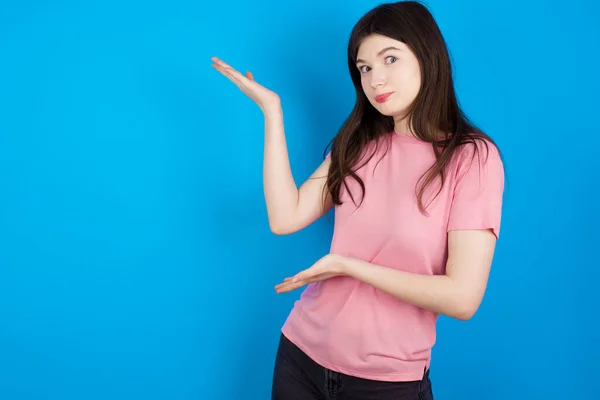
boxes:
[272,333,434,400]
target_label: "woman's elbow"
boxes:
[269,222,292,235]
[269,219,300,236]
[451,297,482,321]
[453,307,477,321]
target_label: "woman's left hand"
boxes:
[275,253,349,294]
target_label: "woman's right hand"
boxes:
[211,57,281,113]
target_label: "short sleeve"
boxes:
[447,141,505,239]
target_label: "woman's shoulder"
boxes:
[450,135,504,186]
[454,135,502,167]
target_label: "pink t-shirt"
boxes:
[281,131,505,382]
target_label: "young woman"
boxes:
[212,1,504,399]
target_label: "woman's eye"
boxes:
[358,57,395,73]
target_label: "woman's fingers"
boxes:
[211,56,280,110]
[212,58,246,84]
[212,57,255,84]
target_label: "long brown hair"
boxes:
[324,1,499,215]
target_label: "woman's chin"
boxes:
[372,103,407,118]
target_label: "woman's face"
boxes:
[355,34,422,126]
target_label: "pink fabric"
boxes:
[281,131,505,381]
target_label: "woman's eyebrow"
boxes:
[356,46,402,64]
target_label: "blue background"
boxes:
[1,0,598,399]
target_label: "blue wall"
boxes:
[0,1,598,399]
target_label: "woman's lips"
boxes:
[375,92,394,103]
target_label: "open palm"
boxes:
[211,57,280,112]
